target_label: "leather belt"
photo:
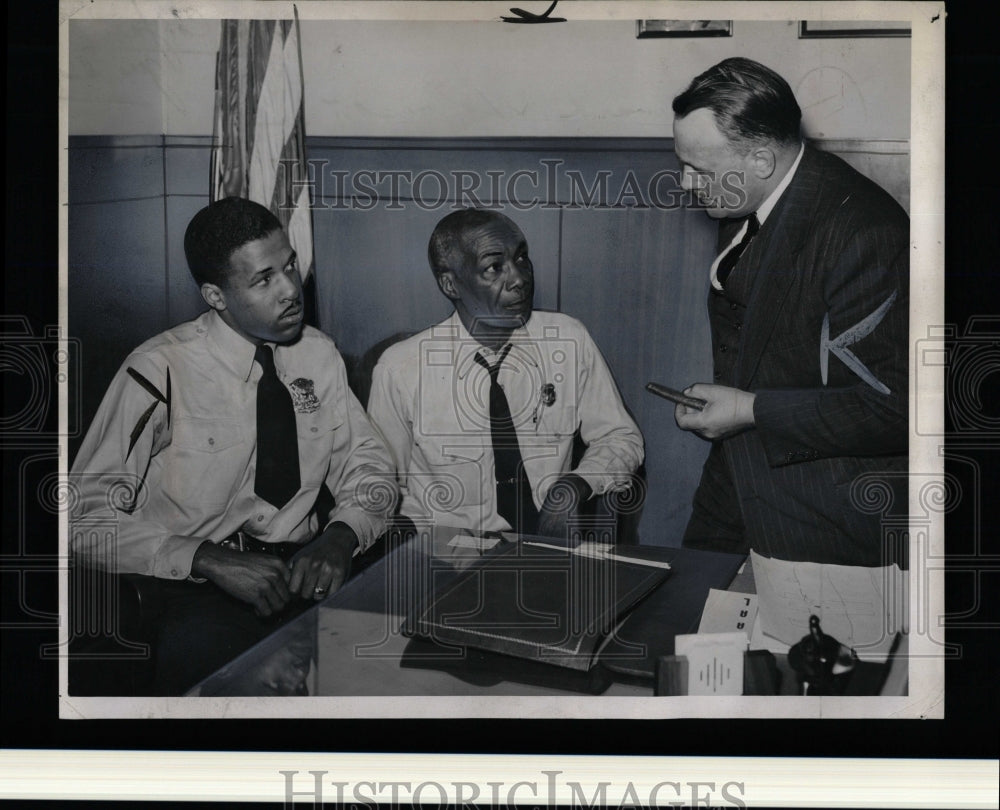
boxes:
[217,530,302,560]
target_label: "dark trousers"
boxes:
[150,579,313,696]
[149,524,400,695]
[682,444,750,556]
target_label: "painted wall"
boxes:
[66,16,911,545]
[69,18,910,139]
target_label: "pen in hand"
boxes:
[645,382,707,411]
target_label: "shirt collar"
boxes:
[205,309,261,382]
[756,141,805,225]
[446,310,542,380]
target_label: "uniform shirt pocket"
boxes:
[163,417,246,505]
[534,404,578,443]
[413,440,488,513]
[296,411,345,486]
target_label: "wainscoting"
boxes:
[67,135,910,544]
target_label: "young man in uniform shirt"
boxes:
[71,197,396,693]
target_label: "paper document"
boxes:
[698,588,758,641]
[447,533,503,551]
[521,541,673,569]
[751,551,907,662]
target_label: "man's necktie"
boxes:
[716,212,760,286]
[254,344,300,508]
[474,345,539,534]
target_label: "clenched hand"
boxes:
[191,542,292,617]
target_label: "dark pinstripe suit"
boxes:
[683,146,910,566]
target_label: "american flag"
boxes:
[210,14,314,282]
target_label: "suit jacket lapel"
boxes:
[737,146,826,387]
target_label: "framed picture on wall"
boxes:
[799,20,911,38]
[636,19,732,38]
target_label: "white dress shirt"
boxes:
[710,142,805,290]
[367,310,644,532]
[70,310,395,579]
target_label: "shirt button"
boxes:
[714,372,722,381]
[730,303,738,311]
[720,344,728,353]
[735,323,742,331]
[208,437,215,445]
[310,427,318,433]
[257,515,265,522]
[171,569,179,577]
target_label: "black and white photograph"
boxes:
[3,0,997,807]
[57,0,936,719]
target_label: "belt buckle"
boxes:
[220,531,247,552]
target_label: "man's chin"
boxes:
[272,320,305,344]
[470,312,531,333]
[498,309,532,328]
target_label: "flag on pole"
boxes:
[211,14,314,282]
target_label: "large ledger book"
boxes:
[402,540,671,673]
[599,546,747,680]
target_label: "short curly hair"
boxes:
[428,209,519,276]
[183,197,282,287]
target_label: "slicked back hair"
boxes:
[184,197,283,287]
[428,209,518,277]
[672,57,802,154]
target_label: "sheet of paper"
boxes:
[749,610,790,655]
[698,588,758,641]
[751,550,907,663]
[447,533,502,551]
[675,632,746,696]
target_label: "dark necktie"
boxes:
[474,345,539,534]
[716,212,760,286]
[254,344,300,508]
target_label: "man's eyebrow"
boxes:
[477,240,528,260]
[476,248,505,263]
[675,148,702,170]
[249,250,297,280]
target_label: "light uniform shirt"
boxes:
[70,309,395,579]
[710,142,806,290]
[367,310,644,532]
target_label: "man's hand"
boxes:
[191,542,292,617]
[536,473,593,540]
[674,383,756,440]
[288,522,359,601]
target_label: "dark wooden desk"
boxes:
[190,525,747,697]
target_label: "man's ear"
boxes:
[435,270,460,301]
[200,282,227,312]
[748,146,777,180]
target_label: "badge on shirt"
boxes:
[289,378,320,413]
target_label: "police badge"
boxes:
[289,378,320,414]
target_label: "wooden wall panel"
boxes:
[163,138,214,326]
[560,203,719,544]
[68,135,910,541]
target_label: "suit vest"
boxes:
[708,260,753,386]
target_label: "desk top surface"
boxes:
[191,526,747,697]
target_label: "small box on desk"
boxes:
[655,650,781,696]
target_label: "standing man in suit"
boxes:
[671,57,909,567]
